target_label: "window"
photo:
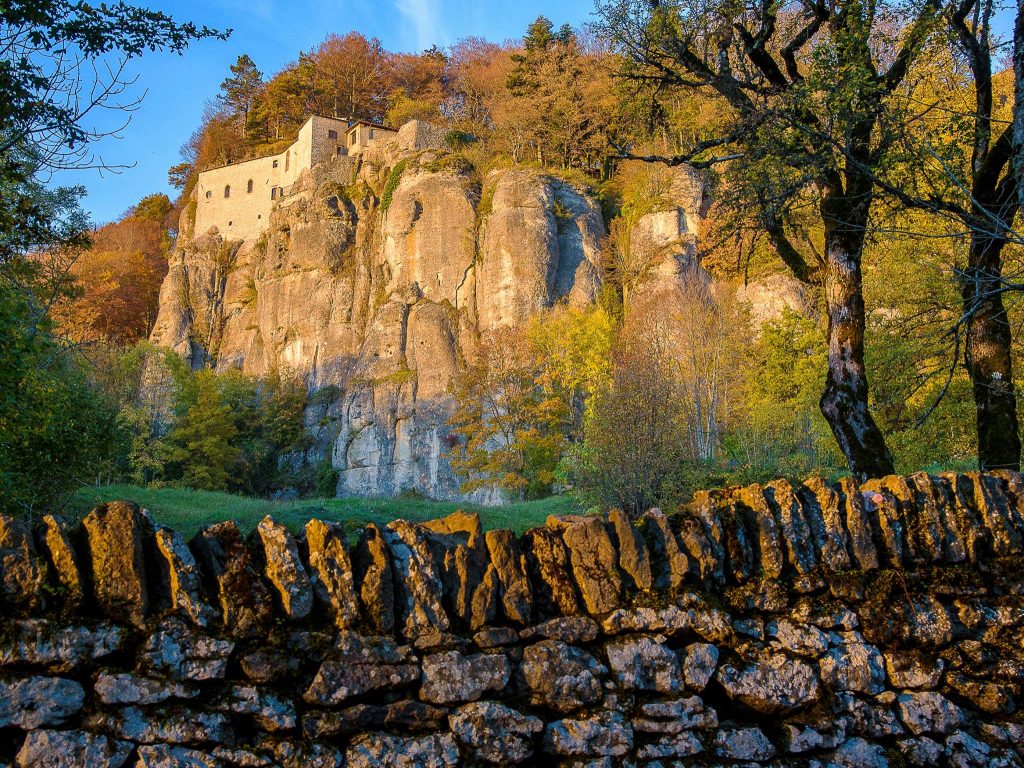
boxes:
[369,129,374,139]
[271,188,278,200]
[247,179,254,193]
[224,185,231,198]
[205,190,212,199]
[285,151,289,172]
[349,131,356,146]
[328,129,338,140]
[273,159,279,168]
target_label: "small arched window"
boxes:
[247,179,254,193]
[224,185,231,198]
[205,190,212,199]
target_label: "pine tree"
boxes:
[219,54,263,139]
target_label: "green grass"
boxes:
[69,484,579,539]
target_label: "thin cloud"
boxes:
[393,0,446,50]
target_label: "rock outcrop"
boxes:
[2,471,1024,765]
[149,135,633,503]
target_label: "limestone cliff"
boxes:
[150,131,673,501]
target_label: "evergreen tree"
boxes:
[220,54,263,139]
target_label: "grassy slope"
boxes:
[69,485,579,539]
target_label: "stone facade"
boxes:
[3,471,1024,766]
[192,116,397,243]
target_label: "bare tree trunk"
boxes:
[962,240,1021,470]
[819,205,896,481]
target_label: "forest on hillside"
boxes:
[2,0,1024,517]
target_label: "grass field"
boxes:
[69,484,581,538]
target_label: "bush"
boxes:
[0,278,121,516]
[380,160,406,212]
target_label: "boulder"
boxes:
[345,733,459,768]
[385,520,450,639]
[254,516,312,620]
[767,618,829,658]
[799,477,853,571]
[484,529,532,624]
[81,501,152,625]
[636,732,702,759]
[896,691,964,735]
[449,701,544,764]
[734,484,785,580]
[543,712,633,757]
[681,642,719,691]
[303,633,420,705]
[605,634,684,693]
[303,700,448,738]
[820,634,886,694]
[16,730,132,768]
[96,706,232,745]
[829,737,891,768]
[519,616,599,644]
[37,515,83,605]
[522,527,582,616]
[305,519,360,629]
[765,479,817,575]
[420,650,511,705]
[0,676,84,729]
[633,696,718,732]
[154,527,217,627]
[638,509,691,590]
[140,619,235,681]
[0,515,47,613]
[714,726,776,761]
[518,640,604,713]
[717,651,821,714]
[897,736,945,767]
[273,739,343,768]
[135,744,220,768]
[608,508,653,591]
[421,511,495,629]
[885,651,944,690]
[838,477,881,570]
[94,672,196,705]
[190,521,273,638]
[215,684,297,732]
[352,523,394,634]
[560,516,623,614]
[0,620,122,671]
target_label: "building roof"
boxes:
[347,119,397,133]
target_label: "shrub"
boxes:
[380,160,407,212]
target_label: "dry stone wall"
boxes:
[3,470,1024,767]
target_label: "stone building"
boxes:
[193,115,397,242]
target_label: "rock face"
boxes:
[148,137,640,502]
[0,470,1023,766]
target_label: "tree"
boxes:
[219,54,263,139]
[311,33,390,120]
[0,0,224,264]
[569,336,686,516]
[886,1,1021,471]
[447,327,569,499]
[597,0,943,481]
[55,194,172,345]
[0,274,121,514]
[164,370,238,491]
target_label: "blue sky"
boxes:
[56,0,597,225]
